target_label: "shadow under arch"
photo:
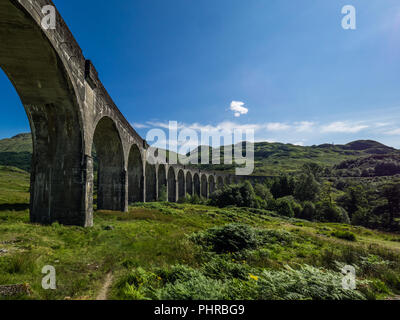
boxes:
[92,117,125,211]
[217,176,224,189]
[146,162,157,202]
[157,164,167,201]
[201,174,208,198]
[186,171,193,196]
[224,176,231,185]
[168,167,176,202]
[178,170,185,200]
[128,144,144,203]
[208,175,215,196]
[0,0,88,226]
[193,173,200,197]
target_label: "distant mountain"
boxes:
[186,140,399,176]
[0,133,32,171]
[0,133,32,153]
[0,133,398,175]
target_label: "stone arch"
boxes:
[201,174,208,198]
[208,175,216,195]
[168,166,176,202]
[157,164,167,201]
[93,117,125,211]
[145,163,157,202]
[0,1,89,225]
[217,176,224,189]
[178,170,185,200]
[128,144,144,203]
[193,173,201,197]
[186,172,193,196]
[224,176,231,185]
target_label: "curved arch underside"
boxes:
[157,165,167,201]
[193,174,201,197]
[145,163,157,202]
[93,117,125,211]
[201,175,208,198]
[128,145,143,203]
[178,170,185,200]
[208,176,215,195]
[217,176,224,189]
[167,167,176,202]
[0,0,88,225]
[186,172,193,196]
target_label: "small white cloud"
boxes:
[132,122,150,129]
[265,122,291,131]
[375,122,392,128]
[321,121,368,133]
[146,121,185,130]
[385,128,400,135]
[295,121,315,132]
[230,101,248,117]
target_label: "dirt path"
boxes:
[96,272,113,300]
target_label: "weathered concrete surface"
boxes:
[0,0,248,227]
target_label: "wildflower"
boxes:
[249,274,259,281]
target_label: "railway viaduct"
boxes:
[0,0,246,227]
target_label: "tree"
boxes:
[275,198,295,218]
[270,174,295,199]
[299,201,316,221]
[293,173,320,202]
[240,181,256,208]
[254,183,273,201]
[339,185,368,218]
[383,184,400,226]
[316,201,348,223]
[301,162,324,181]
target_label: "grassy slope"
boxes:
[1,166,400,299]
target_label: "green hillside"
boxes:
[187,140,399,176]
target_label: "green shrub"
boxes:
[114,267,159,300]
[202,257,252,280]
[192,223,260,253]
[275,198,295,218]
[156,273,228,300]
[331,230,357,242]
[316,201,349,223]
[253,265,367,300]
[1,253,36,274]
[191,223,294,253]
[156,265,204,284]
[254,184,273,201]
[299,201,316,220]
[210,182,257,208]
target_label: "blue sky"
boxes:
[1,0,400,148]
